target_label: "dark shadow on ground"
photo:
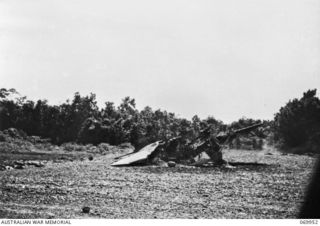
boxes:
[132,162,277,175]
[228,161,269,167]
[227,161,278,172]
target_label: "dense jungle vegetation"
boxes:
[1,88,319,153]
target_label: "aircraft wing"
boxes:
[111,141,161,166]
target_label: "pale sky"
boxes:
[0,0,320,123]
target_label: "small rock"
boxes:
[82,206,90,213]
[35,162,45,167]
[224,164,236,169]
[47,214,55,219]
[14,160,25,166]
[5,166,13,170]
[14,165,25,170]
[168,161,176,167]
[26,161,45,167]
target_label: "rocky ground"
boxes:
[0,140,316,219]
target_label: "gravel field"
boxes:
[0,148,316,219]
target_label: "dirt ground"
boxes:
[0,148,316,219]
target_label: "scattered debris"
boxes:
[0,160,46,171]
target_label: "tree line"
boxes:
[1,87,319,153]
[273,89,320,153]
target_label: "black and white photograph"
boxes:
[0,0,320,221]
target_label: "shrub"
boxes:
[274,89,320,153]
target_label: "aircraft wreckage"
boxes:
[111,123,262,167]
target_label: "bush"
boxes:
[0,132,6,142]
[274,89,320,153]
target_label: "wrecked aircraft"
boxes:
[111,123,263,167]
[111,141,162,166]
